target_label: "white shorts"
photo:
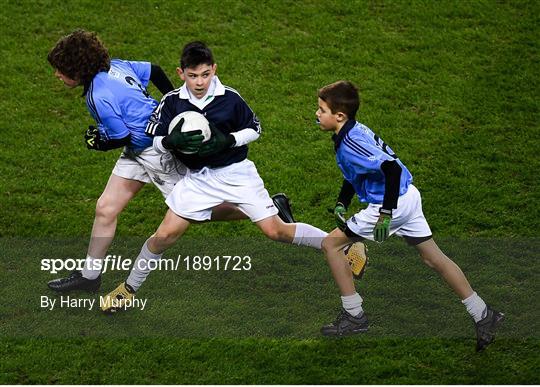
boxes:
[346,184,432,241]
[112,147,187,198]
[165,159,278,222]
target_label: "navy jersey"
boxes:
[86,59,158,151]
[334,120,413,204]
[145,76,261,170]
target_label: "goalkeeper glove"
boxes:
[333,202,347,231]
[162,117,204,154]
[374,209,392,242]
[85,125,101,150]
[198,123,235,157]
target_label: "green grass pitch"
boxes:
[1,0,539,384]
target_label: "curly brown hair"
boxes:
[47,29,110,87]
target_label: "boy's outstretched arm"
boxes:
[337,179,356,209]
[331,179,355,230]
[374,160,401,242]
[381,160,401,211]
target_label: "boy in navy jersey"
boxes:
[47,31,253,293]
[316,81,503,351]
[101,41,327,313]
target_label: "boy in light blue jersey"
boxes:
[316,81,504,351]
[86,58,158,151]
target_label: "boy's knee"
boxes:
[258,218,294,242]
[420,250,452,270]
[264,228,279,241]
[152,227,181,250]
[420,253,437,269]
[262,225,287,242]
[95,196,119,220]
[321,228,353,257]
[321,235,339,256]
[415,238,448,269]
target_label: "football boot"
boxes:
[272,193,296,223]
[47,270,101,293]
[343,242,368,279]
[101,282,135,314]
[475,306,505,351]
[321,308,369,336]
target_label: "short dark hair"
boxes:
[180,41,214,70]
[47,29,110,88]
[318,81,360,119]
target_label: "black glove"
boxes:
[162,118,204,154]
[198,123,235,157]
[85,126,101,150]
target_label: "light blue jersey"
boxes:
[334,120,412,204]
[85,59,157,151]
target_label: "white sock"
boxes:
[81,255,102,280]
[341,293,364,317]
[126,239,162,292]
[292,223,328,250]
[462,291,487,323]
